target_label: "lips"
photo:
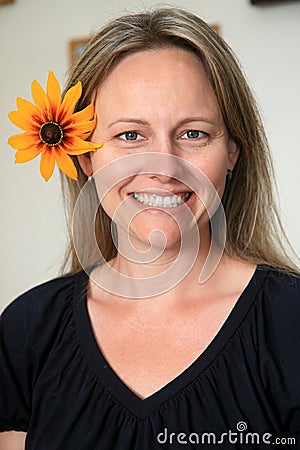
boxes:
[131,191,192,208]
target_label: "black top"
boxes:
[0,266,300,449]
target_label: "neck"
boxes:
[104,222,219,298]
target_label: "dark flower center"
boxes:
[39,121,63,146]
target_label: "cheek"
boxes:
[90,149,115,173]
[91,152,132,219]
[197,156,227,197]
[99,191,118,220]
[208,164,226,188]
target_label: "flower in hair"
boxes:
[8,71,102,181]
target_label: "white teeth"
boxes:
[155,196,163,206]
[163,196,172,207]
[171,196,177,205]
[149,196,155,206]
[132,192,191,208]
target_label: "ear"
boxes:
[227,138,240,171]
[77,153,93,177]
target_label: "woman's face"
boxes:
[79,47,239,250]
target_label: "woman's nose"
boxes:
[142,149,186,185]
[150,136,184,180]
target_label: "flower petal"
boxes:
[8,132,39,150]
[54,149,78,180]
[63,136,103,152]
[61,146,98,156]
[8,110,38,131]
[72,103,95,122]
[60,82,82,119]
[15,148,41,163]
[31,79,50,116]
[16,97,41,123]
[40,148,55,182]
[64,120,96,136]
[47,71,61,117]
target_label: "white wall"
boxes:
[1,0,300,310]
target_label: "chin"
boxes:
[129,223,183,252]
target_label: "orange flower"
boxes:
[8,71,102,181]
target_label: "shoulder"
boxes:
[258,266,300,315]
[2,271,84,315]
[254,267,300,431]
[0,271,87,433]
[1,271,87,345]
[253,266,300,375]
[254,266,300,336]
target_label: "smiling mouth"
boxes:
[131,192,192,208]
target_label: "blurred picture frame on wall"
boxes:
[251,0,300,4]
[210,23,221,34]
[0,0,14,5]
[69,38,91,66]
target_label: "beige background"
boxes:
[1,0,300,310]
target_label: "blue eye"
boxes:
[182,130,205,139]
[119,131,142,141]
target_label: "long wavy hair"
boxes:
[60,7,298,274]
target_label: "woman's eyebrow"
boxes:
[178,116,215,126]
[107,116,215,129]
[107,118,149,128]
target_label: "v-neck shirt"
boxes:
[1,265,300,449]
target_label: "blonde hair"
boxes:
[60,7,298,274]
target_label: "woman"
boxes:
[1,7,299,449]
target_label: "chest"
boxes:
[87,296,235,399]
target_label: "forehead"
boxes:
[95,47,220,121]
[99,47,211,91]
